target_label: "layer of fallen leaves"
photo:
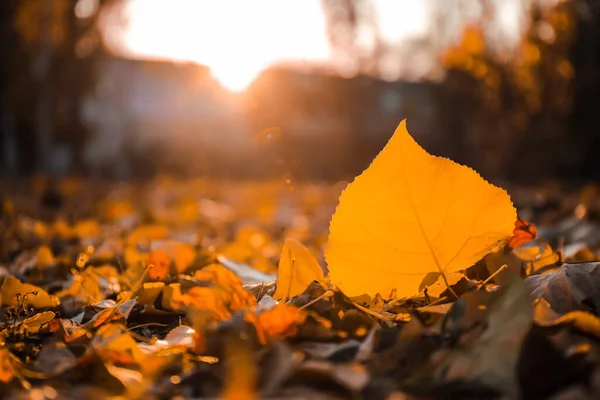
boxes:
[3,125,600,399]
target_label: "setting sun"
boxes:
[102,0,332,91]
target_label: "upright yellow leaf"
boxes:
[326,120,516,298]
[273,239,327,301]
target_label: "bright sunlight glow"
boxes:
[101,0,527,90]
[105,0,331,92]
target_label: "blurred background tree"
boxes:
[1,0,115,175]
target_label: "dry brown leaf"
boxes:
[432,279,532,395]
[326,120,516,298]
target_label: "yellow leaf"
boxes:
[326,120,516,298]
[0,276,60,309]
[273,239,327,301]
[73,219,100,239]
[128,224,169,246]
[36,245,55,267]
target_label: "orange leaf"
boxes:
[0,349,14,383]
[222,336,256,400]
[507,217,537,250]
[245,304,306,345]
[194,264,256,311]
[148,249,171,281]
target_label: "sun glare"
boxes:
[101,1,531,90]
[105,0,331,91]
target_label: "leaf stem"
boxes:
[299,289,333,309]
[352,301,394,322]
[427,296,448,306]
[477,264,507,290]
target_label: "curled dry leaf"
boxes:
[533,298,600,338]
[326,120,516,298]
[507,217,537,250]
[273,238,328,301]
[513,239,561,275]
[12,311,56,337]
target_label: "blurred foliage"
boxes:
[439,2,577,180]
[1,0,114,175]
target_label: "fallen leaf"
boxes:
[432,279,532,395]
[246,303,307,345]
[151,240,196,273]
[128,224,169,246]
[222,336,256,400]
[533,298,600,338]
[526,262,600,314]
[33,341,77,375]
[0,348,15,383]
[513,239,561,275]
[147,248,171,281]
[326,120,516,297]
[57,266,120,305]
[421,271,466,298]
[193,264,257,311]
[14,311,56,337]
[273,238,328,301]
[296,360,369,392]
[35,245,55,267]
[0,275,60,309]
[217,256,277,285]
[507,217,537,250]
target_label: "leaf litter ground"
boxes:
[2,177,600,400]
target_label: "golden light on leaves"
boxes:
[325,120,516,298]
[273,239,328,301]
